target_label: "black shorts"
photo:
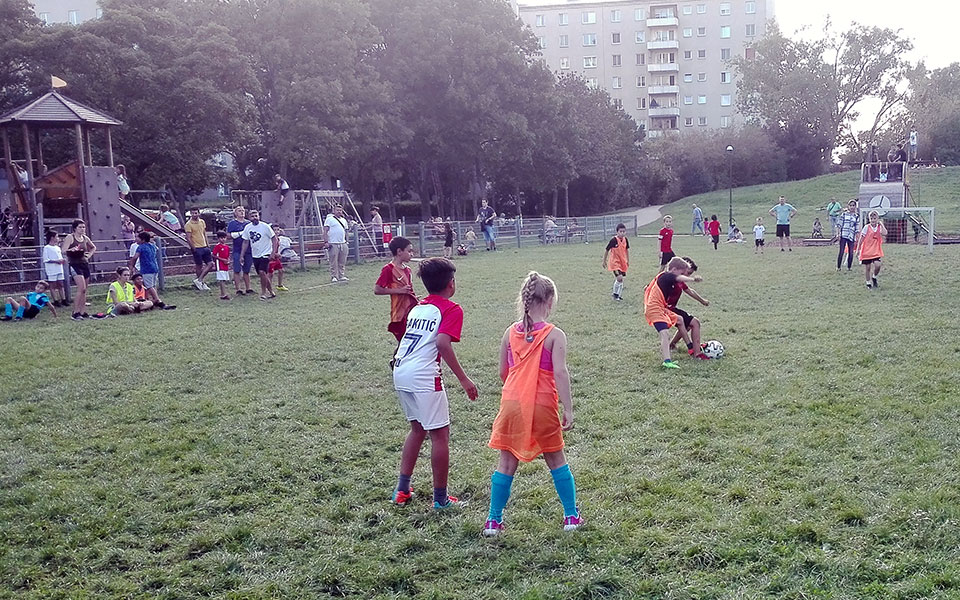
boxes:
[711,234,720,244]
[670,307,694,328]
[23,305,40,319]
[69,263,91,279]
[776,224,790,238]
[253,256,271,273]
[660,251,675,266]
[192,247,214,265]
[613,270,627,277]
[755,239,765,247]
[861,257,881,265]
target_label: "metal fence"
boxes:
[0,214,639,295]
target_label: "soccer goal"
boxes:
[859,206,935,254]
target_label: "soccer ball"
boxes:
[702,340,724,359]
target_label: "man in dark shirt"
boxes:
[476,200,497,251]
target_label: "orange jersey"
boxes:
[858,224,884,261]
[643,273,678,327]
[489,323,564,462]
[606,236,629,272]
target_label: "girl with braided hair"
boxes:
[483,271,581,536]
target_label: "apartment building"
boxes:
[517,0,772,137]
[32,1,101,25]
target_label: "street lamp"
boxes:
[726,145,734,226]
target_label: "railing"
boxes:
[861,161,910,184]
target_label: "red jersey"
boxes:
[658,227,674,252]
[666,281,687,307]
[706,220,721,236]
[212,243,230,271]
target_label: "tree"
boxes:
[0,0,41,110]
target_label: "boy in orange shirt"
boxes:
[374,237,419,342]
[643,256,702,369]
[857,210,887,290]
[602,223,630,300]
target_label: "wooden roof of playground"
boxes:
[0,91,122,128]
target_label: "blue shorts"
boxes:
[654,322,671,332]
[482,225,496,243]
[192,247,214,265]
[232,248,253,274]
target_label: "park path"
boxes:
[613,204,664,228]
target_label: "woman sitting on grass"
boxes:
[106,267,153,316]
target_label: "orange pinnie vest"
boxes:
[607,237,629,273]
[858,224,884,261]
[489,324,564,462]
[643,273,678,327]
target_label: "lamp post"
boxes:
[726,145,734,226]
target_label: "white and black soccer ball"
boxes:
[702,340,725,359]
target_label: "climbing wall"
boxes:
[83,166,126,275]
[259,190,295,229]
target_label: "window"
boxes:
[684,95,693,105]
[699,116,708,126]
[721,48,731,60]
[559,13,569,25]
[684,50,693,60]
[612,32,621,44]
[583,33,597,46]
[720,26,731,38]
[536,14,545,27]
[612,76,623,88]
[68,10,80,24]
[613,98,624,109]
[746,24,756,36]
[683,73,693,83]
[720,116,732,128]
[586,78,599,88]
[38,12,49,24]
[698,95,707,104]
[719,3,731,16]
[682,5,693,15]
[655,52,675,63]
[559,34,569,47]
[698,72,707,82]
[697,27,706,37]
[635,8,645,20]
[537,36,546,49]
[584,56,598,69]
[745,47,756,60]
[612,54,622,66]
[638,97,647,109]
[684,117,694,127]
[683,28,692,38]
[697,4,707,14]
[720,71,731,83]
[698,49,706,59]
[635,31,645,43]
[559,57,570,70]
[582,11,597,24]
[611,9,621,22]
[745,1,756,14]
[721,94,732,106]
[636,75,646,87]
[636,53,646,65]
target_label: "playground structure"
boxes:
[857,161,941,250]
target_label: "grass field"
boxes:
[638,167,960,236]
[2,238,960,599]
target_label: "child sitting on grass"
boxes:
[2,280,57,321]
[483,271,581,536]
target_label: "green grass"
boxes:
[640,167,960,235]
[2,240,960,599]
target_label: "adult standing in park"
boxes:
[227,205,253,295]
[241,209,280,300]
[324,204,350,282]
[371,206,384,257]
[691,204,704,235]
[835,199,860,272]
[61,219,96,320]
[476,199,497,251]
[768,195,797,252]
[909,128,918,162]
[825,198,843,240]
[184,209,213,290]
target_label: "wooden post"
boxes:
[35,129,44,174]
[106,128,114,167]
[1,128,12,183]
[75,124,86,223]
[22,124,40,244]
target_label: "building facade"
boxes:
[32,1,101,25]
[517,0,772,137]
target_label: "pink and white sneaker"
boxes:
[483,519,505,537]
[562,513,584,532]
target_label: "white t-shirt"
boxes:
[278,235,291,253]
[241,221,276,258]
[324,214,348,244]
[128,242,140,271]
[393,296,464,393]
[43,244,64,277]
[753,225,765,240]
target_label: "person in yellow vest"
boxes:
[857,210,887,290]
[106,267,153,316]
[484,272,582,537]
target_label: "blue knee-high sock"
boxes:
[4,303,11,317]
[15,305,24,318]
[550,464,578,518]
[488,471,514,522]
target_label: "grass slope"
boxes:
[2,241,960,599]
[640,167,960,235]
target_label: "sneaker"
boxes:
[339,276,349,282]
[391,488,414,506]
[81,313,90,319]
[694,353,711,360]
[562,513,584,532]
[0,316,10,322]
[193,278,203,290]
[106,312,117,318]
[866,282,872,290]
[434,495,465,510]
[162,304,177,310]
[872,276,878,289]
[276,285,289,291]
[483,519,505,537]
[661,360,680,370]
[331,277,339,283]
[13,316,22,321]
[71,313,83,321]
[201,283,211,291]
[687,347,696,356]
[220,295,231,300]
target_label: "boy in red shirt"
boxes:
[374,236,419,342]
[707,215,721,250]
[667,256,711,359]
[212,231,232,300]
[657,215,675,272]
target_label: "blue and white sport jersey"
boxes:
[26,292,50,309]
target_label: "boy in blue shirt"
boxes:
[128,231,171,309]
[2,280,57,321]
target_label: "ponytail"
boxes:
[515,271,557,342]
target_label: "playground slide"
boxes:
[119,199,191,248]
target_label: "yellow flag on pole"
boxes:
[51,76,68,89]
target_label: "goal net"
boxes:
[859,206,935,254]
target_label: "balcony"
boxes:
[647,16,679,27]
[646,128,680,138]
[648,106,681,117]
[647,40,679,50]
[647,85,679,94]
[648,63,679,72]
